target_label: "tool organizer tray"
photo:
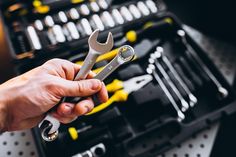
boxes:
[1,1,236,157]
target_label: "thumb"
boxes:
[56,78,102,97]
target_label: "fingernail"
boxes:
[63,105,73,115]
[91,79,101,90]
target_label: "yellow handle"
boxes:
[106,79,123,92]
[93,66,104,74]
[86,90,129,115]
[76,48,119,66]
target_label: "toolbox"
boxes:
[1,0,236,157]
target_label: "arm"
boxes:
[0,59,108,132]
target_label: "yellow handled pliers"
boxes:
[87,74,153,115]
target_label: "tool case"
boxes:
[1,0,236,157]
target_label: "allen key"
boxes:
[154,47,197,107]
[177,30,228,99]
[147,64,185,121]
[149,54,189,112]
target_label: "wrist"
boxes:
[0,95,8,132]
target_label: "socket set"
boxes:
[1,1,236,157]
[1,0,165,63]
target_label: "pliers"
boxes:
[87,74,153,115]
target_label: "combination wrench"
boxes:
[146,64,185,121]
[154,47,197,107]
[149,53,189,112]
[177,30,228,99]
[39,29,114,141]
[39,45,134,141]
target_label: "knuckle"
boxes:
[76,82,84,94]
[45,58,62,65]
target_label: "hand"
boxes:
[0,59,108,131]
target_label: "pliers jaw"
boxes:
[123,74,153,94]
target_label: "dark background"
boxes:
[165,0,236,44]
[0,0,236,156]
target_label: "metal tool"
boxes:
[137,1,150,16]
[145,0,158,13]
[50,25,66,43]
[80,18,93,36]
[129,4,142,19]
[26,26,42,50]
[75,29,114,80]
[72,143,106,157]
[177,30,228,98]
[62,25,73,41]
[92,45,135,81]
[58,11,68,23]
[68,8,80,20]
[155,47,197,107]
[40,45,133,141]
[90,1,100,12]
[64,22,80,40]
[34,20,44,31]
[98,0,109,10]
[101,11,115,28]
[111,9,125,25]
[91,14,105,31]
[39,29,114,141]
[146,64,185,121]
[47,29,57,45]
[44,15,54,27]
[120,6,134,21]
[79,4,90,16]
[150,53,189,112]
[88,74,152,115]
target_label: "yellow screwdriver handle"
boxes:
[106,79,123,92]
[76,48,119,65]
[86,90,129,115]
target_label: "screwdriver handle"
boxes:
[106,79,123,92]
[86,90,128,115]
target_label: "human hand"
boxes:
[0,59,108,131]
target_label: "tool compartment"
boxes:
[1,1,236,157]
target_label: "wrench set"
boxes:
[1,0,236,157]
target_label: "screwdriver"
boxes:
[115,18,173,46]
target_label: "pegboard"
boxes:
[183,25,236,85]
[0,26,235,157]
[0,130,39,157]
[158,124,219,157]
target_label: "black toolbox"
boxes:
[1,0,236,157]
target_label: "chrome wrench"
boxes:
[177,30,228,99]
[149,54,189,112]
[155,46,197,107]
[39,45,134,141]
[146,64,185,121]
[39,29,113,141]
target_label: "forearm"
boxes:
[0,101,7,132]
[0,88,8,132]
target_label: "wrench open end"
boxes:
[88,29,114,53]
